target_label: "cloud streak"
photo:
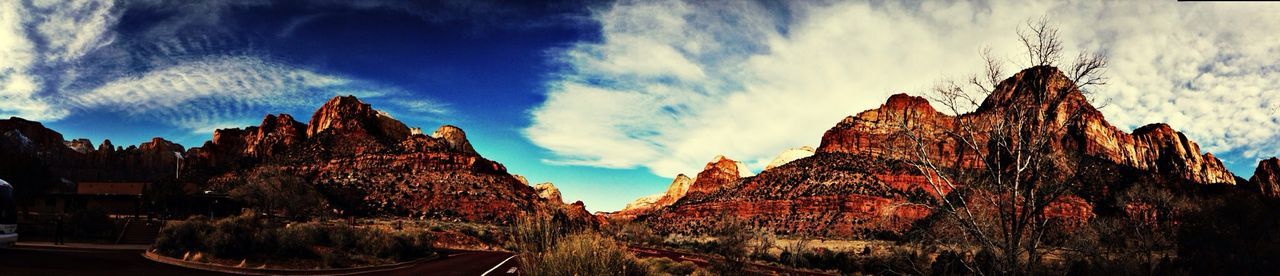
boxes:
[527,0,1280,177]
[1,0,451,135]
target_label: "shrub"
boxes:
[520,233,648,276]
[152,215,435,267]
[641,257,699,276]
[154,216,214,256]
[513,214,563,253]
[707,216,752,274]
[206,212,262,258]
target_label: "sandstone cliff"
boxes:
[1247,158,1280,198]
[646,66,1245,238]
[687,155,745,197]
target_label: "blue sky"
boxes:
[5,1,1280,211]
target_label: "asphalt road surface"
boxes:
[0,246,519,276]
[383,250,519,276]
[0,246,223,276]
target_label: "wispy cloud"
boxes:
[69,56,393,133]
[0,0,119,121]
[1,0,451,134]
[527,0,1280,177]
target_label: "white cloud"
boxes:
[69,56,409,133]
[1,0,450,134]
[0,0,117,121]
[527,0,1280,177]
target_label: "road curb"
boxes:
[15,242,150,251]
[142,250,438,275]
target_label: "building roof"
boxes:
[76,182,146,195]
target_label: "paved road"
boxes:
[0,246,519,276]
[382,250,519,276]
[0,246,223,276]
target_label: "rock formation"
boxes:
[431,125,476,153]
[608,174,695,221]
[1247,158,1280,198]
[534,182,564,204]
[65,139,94,154]
[686,155,746,198]
[764,146,815,171]
[0,96,597,227]
[818,66,1236,185]
[306,95,410,142]
[645,66,1245,238]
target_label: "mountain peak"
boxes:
[306,95,410,142]
[1248,158,1280,198]
[689,155,745,196]
[534,182,564,204]
[432,125,475,153]
[977,66,1091,113]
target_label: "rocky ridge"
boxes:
[608,173,694,220]
[0,96,596,227]
[643,66,1257,238]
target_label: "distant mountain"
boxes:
[763,146,815,171]
[607,173,693,221]
[0,96,597,227]
[638,66,1268,238]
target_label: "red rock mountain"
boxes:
[1247,158,1280,198]
[686,155,745,197]
[0,96,595,227]
[642,66,1254,238]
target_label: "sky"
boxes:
[4,0,1280,212]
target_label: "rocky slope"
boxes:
[643,66,1251,238]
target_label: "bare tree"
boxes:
[1018,16,1064,67]
[895,18,1108,275]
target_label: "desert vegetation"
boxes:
[513,214,714,276]
[152,211,436,269]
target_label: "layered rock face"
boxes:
[646,154,932,237]
[306,95,410,142]
[1247,158,1280,198]
[645,66,1244,238]
[687,155,746,197]
[818,66,1236,185]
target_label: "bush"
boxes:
[206,212,263,258]
[707,216,752,274]
[520,233,648,276]
[230,169,326,218]
[152,215,435,267]
[641,257,699,276]
[154,216,214,256]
